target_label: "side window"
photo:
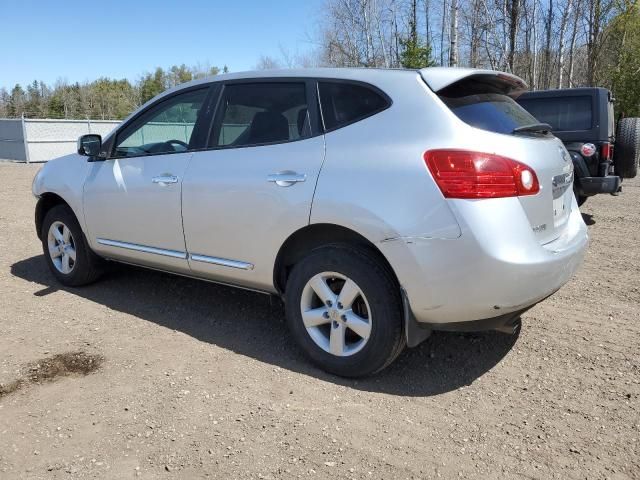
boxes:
[318,82,390,131]
[114,88,208,158]
[517,95,592,132]
[213,82,310,148]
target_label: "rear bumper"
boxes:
[380,195,588,325]
[578,175,621,195]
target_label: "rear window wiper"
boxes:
[512,123,552,135]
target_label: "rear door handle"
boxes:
[152,175,179,185]
[267,171,306,187]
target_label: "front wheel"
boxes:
[41,205,103,286]
[284,245,405,377]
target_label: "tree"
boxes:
[8,85,26,117]
[401,0,436,67]
[139,67,167,104]
[255,55,282,70]
[607,4,640,116]
[0,88,9,117]
[0,62,223,119]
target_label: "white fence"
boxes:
[0,118,303,162]
[0,117,120,163]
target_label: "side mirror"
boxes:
[77,134,102,157]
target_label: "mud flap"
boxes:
[401,287,432,348]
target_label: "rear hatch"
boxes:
[421,68,575,245]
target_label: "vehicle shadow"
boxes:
[11,256,519,397]
[581,213,596,226]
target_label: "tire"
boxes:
[284,245,405,377]
[614,117,640,179]
[41,204,103,287]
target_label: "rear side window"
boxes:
[440,93,539,135]
[318,82,389,131]
[517,95,592,131]
[212,82,310,148]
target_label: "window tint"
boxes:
[213,83,310,147]
[318,82,389,131]
[114,89,208,158]
[517,95,592,131]
[441,93,539,135]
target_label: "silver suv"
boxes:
[32,67,588,377]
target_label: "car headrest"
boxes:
[297,108,309,136]
[247,111,289,144]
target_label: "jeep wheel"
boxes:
[284,245,405,377]
[614,117,639,179]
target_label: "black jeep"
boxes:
[517,87,639,205]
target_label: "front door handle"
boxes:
[152,175,179,185]
[267,171,306,187]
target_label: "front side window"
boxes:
[213,83,310,148]
[318,82,390,131]
[114,88,208,158]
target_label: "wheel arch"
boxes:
[273,223,399,295]
[35,192,73,240]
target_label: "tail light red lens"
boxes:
[424,149,540,199]
[601,142,612,160]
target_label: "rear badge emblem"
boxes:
[533,223,547,233]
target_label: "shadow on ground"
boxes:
[582,213,596,226]
[11,256,519,397]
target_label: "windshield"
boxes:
[440,93,540,135]
[517,95,593,131]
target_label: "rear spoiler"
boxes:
[420,68,528,98]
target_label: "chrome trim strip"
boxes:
[190,253,254,270]
[96,238,187,259]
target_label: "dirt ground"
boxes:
[0,161,638,480]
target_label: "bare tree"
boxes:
[449,0,459,66]
[507,0,521,72]
[440,0,449,65]
[556,0,574,87]
[255,55,281,70]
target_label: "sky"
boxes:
[0,0,324,90]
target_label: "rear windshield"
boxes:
[440,93,540,135]
[517,95,592,131]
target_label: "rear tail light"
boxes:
[601,142,612,160]
[424,149,540,199]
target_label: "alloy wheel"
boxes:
[300,272,372,357]
[47,221,76,274]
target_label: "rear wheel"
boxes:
[614,117,639,179]
[42,205,103,286]
[284,245,405,377]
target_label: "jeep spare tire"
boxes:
[614,117,640,179]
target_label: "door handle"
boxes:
[152,175,179,185]
[267,171,307,187]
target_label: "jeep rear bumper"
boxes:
[578,175,621,196]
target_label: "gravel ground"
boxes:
[0,161,638,479]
